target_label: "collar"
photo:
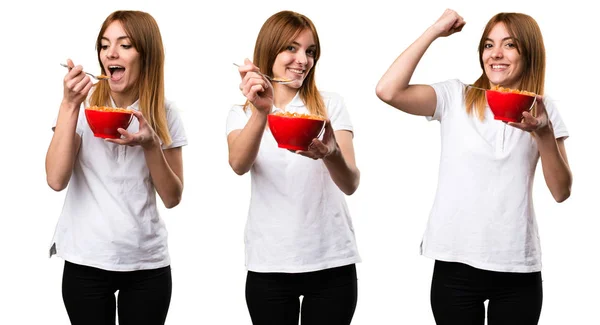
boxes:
[109,96,140,111]
[272,91,304,113]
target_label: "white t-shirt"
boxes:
[226,91,361,273]
[421,79,568,273]
[50,99,187,271]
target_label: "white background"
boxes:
[1,0,596,324]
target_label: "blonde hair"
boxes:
[465,12,546,120]
[245,11,326,117]
[89,10,172,145]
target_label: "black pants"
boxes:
[431,260,543,325]
[62,261,172,325]
[246,264,358,325]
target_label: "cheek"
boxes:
[481,52,491,62]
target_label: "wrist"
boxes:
[533,121,554,139]
[60,100,81,113]
[323,143,342,162]
[423,26,441,41]
[142,133,161,151]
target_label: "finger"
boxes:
[82,79,94,94]
[240,71,262,93]
[131,109,144,122]
[295,150,318,160]
[105,138,127,145]
[117,127,133,138]
[521,111,539,126]
[238,58,260,76]
[309,139,329,155]
[66,58,74,69]
[247,84,266,100]
[507,122,528,131]
[72,76,92,93]
[65,73,85,91]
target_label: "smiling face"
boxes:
[99,21,141,104]
[482,22,524,90]
[272,28,316,90]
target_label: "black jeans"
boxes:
[431,260,543,325]
[246,264,358,325]
[62,261,172,325]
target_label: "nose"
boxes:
[106,45,118,59]
[491,47,503,59]
[295,50,308,66]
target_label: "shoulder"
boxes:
[319,91,344,104]
[430,79,465,95]
[319,91,346,113]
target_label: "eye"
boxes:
[121,44,132,49]
[100,44,109,50]
[505,42,516,48]
[286,45,296,52]
[484,43,493,49]
[306,49,316,57]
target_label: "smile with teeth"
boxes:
[491,64,508,70]
[288,68,304,75]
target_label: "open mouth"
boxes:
[107,65,125,80]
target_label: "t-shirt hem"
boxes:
[56,252,171,272]
[246,256,361,273]
[422,250,541,273]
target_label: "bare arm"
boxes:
[509,96,572,202]
[322,130,360,195]
[295,122,360,195]
[376,9,466,116]
[228,58,273,175]
[143,144,184,209]
[227,110,268,175]
[537,133,571,202]
[45,60,93,191]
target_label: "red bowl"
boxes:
[267,114,326,151]
[486,90,536,122]
[85,108,133,139]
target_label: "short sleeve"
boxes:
[323,92,353,133]
[163,101,188,149]
[226,105,250,136]
[543,95,569,140]
[428,79,465,122]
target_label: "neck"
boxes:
[273,85,299,109]
[111,91,138,109]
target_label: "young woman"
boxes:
[376,9,572,325]
[227,10,361,325]
[46,10,186,325]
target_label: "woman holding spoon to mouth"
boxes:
[376,9,572,325]
[46,10,186,325]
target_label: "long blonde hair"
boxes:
[465,12,546,120]
[89,10,172,145]
[246,11,326,117]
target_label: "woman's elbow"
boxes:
[229,159,250,176]
[47,176,67,192]
[553,188,571,203]
[375,83,394,104]
[164,194,182,209]
[342,171,360,196]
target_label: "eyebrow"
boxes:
[291,41,316,48]
[485,37,514,42]
[101,36,130,42]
